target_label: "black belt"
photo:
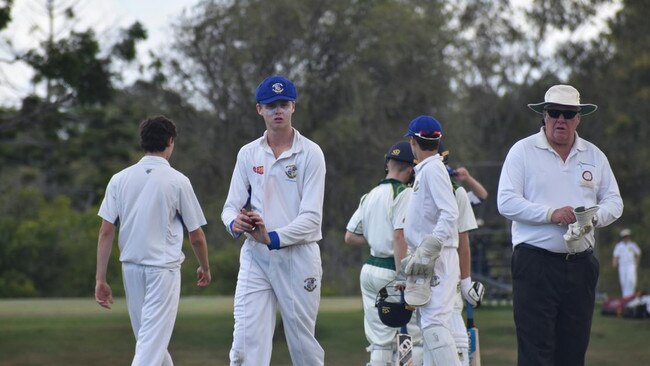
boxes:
[517,243,593,261]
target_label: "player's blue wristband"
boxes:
[229,220,242,239]
[267,231,281,250]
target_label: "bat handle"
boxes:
[400,289,408,334]
[466,301,475,328]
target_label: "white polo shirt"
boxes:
[98,156,207,268]
[346,179,412,258]
[403,154,459,250]
[498,128,623,252]
[455,186,478,234]
[613,241,641,267]
[221,128,326,249]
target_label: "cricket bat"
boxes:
[466,302,481,366]
[396,291,413,366]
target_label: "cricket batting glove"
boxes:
[563,206,599,252]
[403,236,443,307]
[460,277,485,308]
[404,235,443,277]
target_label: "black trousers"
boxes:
[511,244,599,366]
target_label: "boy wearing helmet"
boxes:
[345,141,422,366]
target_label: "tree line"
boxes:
[0,0,647,298]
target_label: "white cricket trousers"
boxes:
[618,264,637,297]
[360,263,422,346]
[229,241,324,366]
[450,288,469,366]
[417,247,460,365]
[122,263,181,366]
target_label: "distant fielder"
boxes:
[613,228,641,298]
[95,115,211,366]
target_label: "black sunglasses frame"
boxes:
[546,109,579,119]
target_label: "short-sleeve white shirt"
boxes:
[455,186,478,234]
[346,179,412,258]
[98,156,207,268]
[613,241,641,267]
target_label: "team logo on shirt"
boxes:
[146,169,152,174]
[271,82,285,94]
[304,277,317,292]
[578,161,595,187]
[285,164,298,179]
[253,166,264,175]
[431,275,440,287]
[412,180,419,192]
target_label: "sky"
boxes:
[1,0,197,105]
[0,0,622,107]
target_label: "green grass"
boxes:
[1,297,649,365]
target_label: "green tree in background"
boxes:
[1,0,646,297]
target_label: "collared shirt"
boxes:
[346,179,412,258]
[98,156,207,268]
[613,241,641,267]
[498,127,623,253]
[403,154,459,250]
[221,128,326,249]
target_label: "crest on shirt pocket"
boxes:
[304,277,317,292]
[285,164,298,179]
[577,161,595,188]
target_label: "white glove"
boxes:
[563,222,593,241]
[460,277,485,308]
[563,206,599,252]
[404,235,442,277]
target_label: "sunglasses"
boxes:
[546,109,578,119]
[411,131,442,140]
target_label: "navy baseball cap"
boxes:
[255,75,298,104]
[404,115,443,140]
[386,141,416,165]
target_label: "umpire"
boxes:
[497,85,623,365]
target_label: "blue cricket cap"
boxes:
[255,75,298,104]
[404,115,443,140]
[386,141,416,165]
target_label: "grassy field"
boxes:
[1,296,649,365]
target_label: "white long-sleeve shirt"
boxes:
[403,154,459,250]
[498,128,623,253]
[221,128,326,249]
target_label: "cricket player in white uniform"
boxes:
[439,146,486,366]
[613,228,642,298]
[345,141,422,366]
[95,115,211,366]
[221,75,326,366]
[402,115,461,366]
[451,183,484,366]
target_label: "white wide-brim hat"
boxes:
[528,84,598,115]
[620,228,632,237]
